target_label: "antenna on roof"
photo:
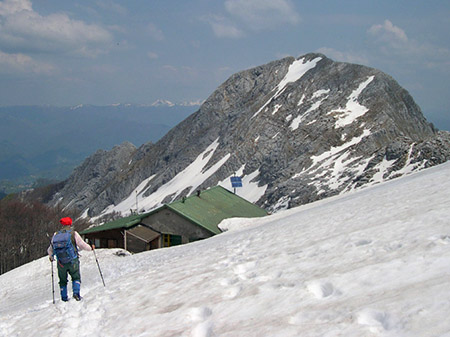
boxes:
[136,191,139,213]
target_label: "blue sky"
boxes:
[0,0,449,130]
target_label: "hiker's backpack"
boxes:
[52,230,78,264]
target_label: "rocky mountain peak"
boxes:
[49,53,450,218]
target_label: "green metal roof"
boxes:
[168,186,268,234]
[81,212,151,234]
[81,186,268,235]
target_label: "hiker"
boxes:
[47,217,92,301]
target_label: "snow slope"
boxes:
[1,162,450,337]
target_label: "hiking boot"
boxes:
[73,294,82,301]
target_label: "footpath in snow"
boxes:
[0,162,449,337]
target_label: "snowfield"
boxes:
[1,162,450,337]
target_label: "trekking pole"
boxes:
[51,259,55,304]
[92,246,106,287]
[46,233,55,304]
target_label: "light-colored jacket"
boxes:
[47,229,92,258]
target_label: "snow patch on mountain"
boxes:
[97,138,230,217]
[311,129,372,166]
[370,157,397,183]
[391,143,427,176]
[150,99,203,107]
[70,104,84,110]
[290,129,372,194]
[253,56,322,118]
[151,99,175,107]
[290,89,330,130]
[329,75,375,128]
[95,175,156,219]
[219,165,268,203]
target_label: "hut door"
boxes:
[108,239,118,248]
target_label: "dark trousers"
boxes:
[57,258,81,287]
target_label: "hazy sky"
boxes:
[0,0,449,129]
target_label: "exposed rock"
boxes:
[51,142,136,213]
[49,53,450,217]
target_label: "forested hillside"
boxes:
[0,191,88,274]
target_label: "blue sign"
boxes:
[230,176,243,188]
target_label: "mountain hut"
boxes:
[80,186,268,253]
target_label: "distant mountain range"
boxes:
[150,99,204,107]
[46,53,450,219]
[0,103,198,193]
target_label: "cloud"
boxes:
[224,0,300,31]
[147,23,165,41]
[95,1,127,16]
[147,51,158,60]
[0,0,32,15]
[162,65,177,73]
[0,0,113,57]
[368,20,408,45]
[0,50,54,74]
[206,15,244,38]
[206,0,300,38]
[367,20,450,71]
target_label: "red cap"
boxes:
[60,217,73,226]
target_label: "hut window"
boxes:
[163,234,170,247]
[162,234,182,247]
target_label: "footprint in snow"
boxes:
[307,281,341,299]
[357,308,400,333]
[188,306,215,337]
[383,242,403,252]
[354,239,372,247]
[188,306,212,322]
[437,235,450,245]
[223,285,241,300]
[233,261,257,280]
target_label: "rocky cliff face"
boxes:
[51,141,136,215]
[49,53,450,218]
